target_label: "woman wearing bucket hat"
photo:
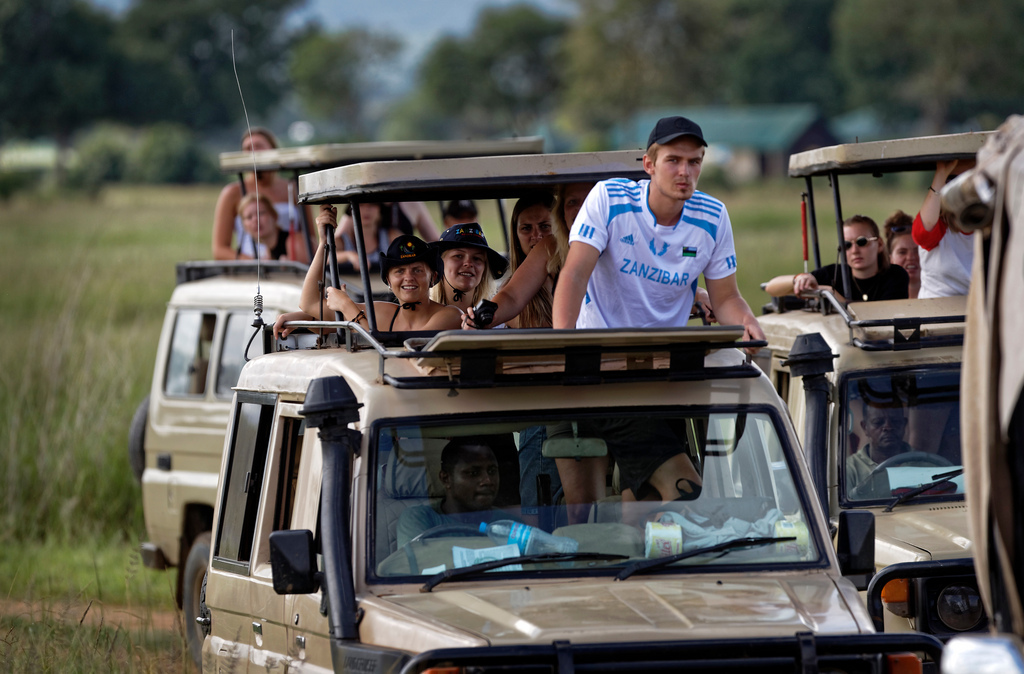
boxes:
[429,223,508,314]
[276,205,461,336]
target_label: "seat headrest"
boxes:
[381,436,448,499]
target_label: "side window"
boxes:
[213,392,276,573]
[165,310,216,397]
[272,417,305,532]
[217,312,268,397]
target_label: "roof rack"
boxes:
[816,291,965,351]
[276,322,766,390]
[175,260,309,285]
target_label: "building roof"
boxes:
[617,104,823,152]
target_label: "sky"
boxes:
[88,0,574,61]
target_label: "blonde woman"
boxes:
[429,223,508,313]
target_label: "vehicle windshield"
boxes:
[841,366,963,504]
[371,408,822,580]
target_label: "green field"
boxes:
[0,176,926,670]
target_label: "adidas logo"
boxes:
[619,234,635,245]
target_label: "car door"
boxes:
[206,391,276,672]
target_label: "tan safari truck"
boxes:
[134,138,545,670]
[940,114,1024,673]
[197,150,944,673]
[757,132,992,638]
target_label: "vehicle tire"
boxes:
[128,395,149,483]
[183,531,212,672]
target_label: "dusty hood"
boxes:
[383,574,865,646]
[874,504,972,566]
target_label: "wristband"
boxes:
[928,186,938,193]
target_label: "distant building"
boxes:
[615,104,838,180]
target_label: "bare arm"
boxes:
[298,205,341,317]
[401,201,441,242]
[706,274,765,348]
[274,310,314,339]
[920,160,958,231]
[552,242,600,329]
[467,237,558,328]
[764,272,820,297]
[212,182,244,260]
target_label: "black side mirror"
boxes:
[269,529,319,595]
[837,510,875,590]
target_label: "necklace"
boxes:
[851,275,869,301]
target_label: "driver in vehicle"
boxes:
[847,402,916,497]
[396,437,517,547]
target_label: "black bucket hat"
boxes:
[431,223,509,279]
[379,235,439,286]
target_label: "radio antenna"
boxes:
[232,30,266,360]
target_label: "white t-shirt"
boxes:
[568,178,737,328]
[914,215,973,298]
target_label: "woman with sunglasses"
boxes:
[764,214,909,302]
[884,210,921,299]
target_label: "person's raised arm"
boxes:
[552,242,600,329]
[298,205,339,317]
[402,201,441,242]
[920,160,959,232]
[464,236,558,328]
[212,182,244,260]
[706,274,765,349]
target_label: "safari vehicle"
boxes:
[756,131,991,637]
[940,115,1024,673]
[197,150,944,673]
[134,137,544,669]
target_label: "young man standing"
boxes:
[552,116,764,344]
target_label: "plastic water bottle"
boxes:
[480,520,578,554]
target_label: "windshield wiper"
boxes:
[421,552,628,593]
[615,536,795,582]
[884,468,964,512]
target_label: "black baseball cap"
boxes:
[647,116,707,150]
[431,223,509,279]
[379,235,439,286]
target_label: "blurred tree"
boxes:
[558,0,728,142]
[0,0,118,153]
[118,0,307,130]
[721,0,842,114]
[834,0,1024,132]
[290,28,402,140]
[401,4,568,138]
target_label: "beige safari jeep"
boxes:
[135,137,545,670]
[197,150,943,673]
[757,132,991,638]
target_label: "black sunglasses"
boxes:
[843,236,879,250]
[888,224,910,234]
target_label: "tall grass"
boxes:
[0,185,216,543]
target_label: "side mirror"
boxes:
[837,510,875,590]
[269,529,319,595]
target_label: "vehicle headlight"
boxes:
[935,585,985,632]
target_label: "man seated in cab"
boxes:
[397,437,516,547]
[847,402,923,498]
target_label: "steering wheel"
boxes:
[407,523,486,545]
[858,451,954,490]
